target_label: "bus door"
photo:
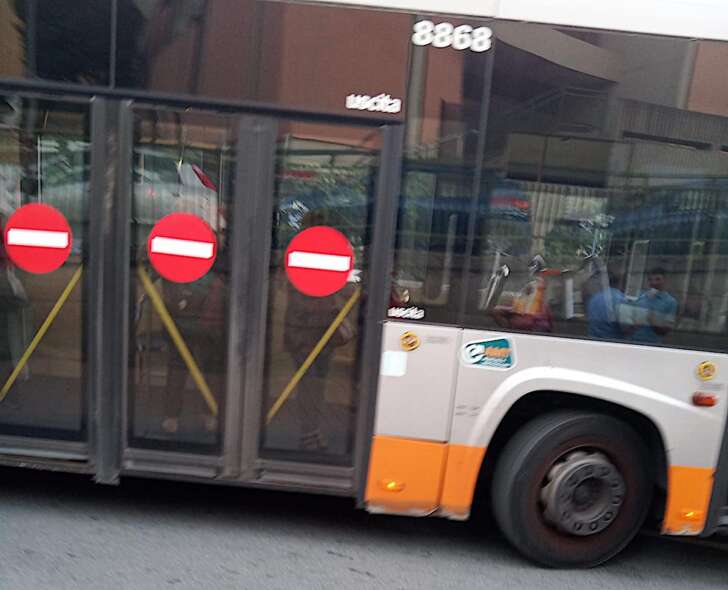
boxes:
[251,118,401,488]
[0,92,91,465]
[123,106,402,491]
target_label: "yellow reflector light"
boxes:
[379,479,406,492]
[680,509,703,521]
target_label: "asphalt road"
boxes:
[0,467,726,589]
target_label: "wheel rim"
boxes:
[540,450,625,537]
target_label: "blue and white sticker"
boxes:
[461,337,514,370]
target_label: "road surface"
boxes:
[0,467,725,589]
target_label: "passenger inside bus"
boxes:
[159,269,226,435]
[131,152,229,442]
[585,272,626,340]
[621,268,678,345]
[283,210,356,451]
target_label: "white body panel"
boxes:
[375,323,462,441]
[497,0,728,41]
[381,322,728,470]
[305,0,728,41]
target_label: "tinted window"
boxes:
[115,0,413,110]
[255,2,409,116]
[0,0,111,85]
[463,22,728,352]
[115,0,258,95]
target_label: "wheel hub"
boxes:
[540,451,625,536]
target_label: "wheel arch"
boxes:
[468,390,668,528]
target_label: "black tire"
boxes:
[491,411,653,568]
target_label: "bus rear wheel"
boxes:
[491,411,653,568]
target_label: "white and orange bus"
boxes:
[0,0,727,567]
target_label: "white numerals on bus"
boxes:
[411,20,492,53]
[432,22,454,48]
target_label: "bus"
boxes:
[0,0,727,568]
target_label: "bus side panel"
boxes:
[451,330,728,535]
[364,322,461,515]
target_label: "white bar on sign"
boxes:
[150,236,214,259]
[6,228,69,249]
[288,251,351,272]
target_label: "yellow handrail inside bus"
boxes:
[266,286,361,425]
[0,266,84,402]
[137,265,218,417]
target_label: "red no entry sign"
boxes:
[147,213,217,283]
[285,226,353,297]
[3,204,73,274]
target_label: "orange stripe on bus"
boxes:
[662,465,714,535]
[439,445,486,519]
[365,435,447,515]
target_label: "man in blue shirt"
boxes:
[587,272,625,340]
[630,267,678,344]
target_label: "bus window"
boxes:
[391,163,471,325]
[115,0,411,115]
[391,15,495,325]
[461,21,728,353]
[127,107,234,452]
[0,1,111,85]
